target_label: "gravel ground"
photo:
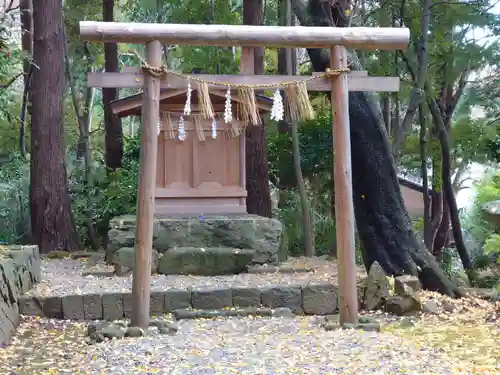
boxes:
[1,315,460,375]
[28,258,366,297]
[4,258,499,374]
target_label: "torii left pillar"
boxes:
[131,40,161,329]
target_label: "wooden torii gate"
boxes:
[80,22,409,328]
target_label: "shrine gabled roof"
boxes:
[109,88,273,118]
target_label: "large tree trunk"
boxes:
[103,0,123,170]
[30,0,81,253]
[290,0,461,296]
[243,0,272,217]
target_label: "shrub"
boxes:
[483,234,500,264]
[69,135,140,247]
[0,153,30,243]
[462,170,500,266]
[0,136,141,247]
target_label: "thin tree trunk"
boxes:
[19,0,33,157]
[430,137,444,252]
[63,29,100,249]
[280,12,314,256]
[276,0,295,189]
[378,0,391,133]
[388,5,399,137]
[428,98,472,272]
[30,0,80,253]
[277,0,292,134]
[19,65,32,156]
[419,103,432,251]
[433,193,450,260]
[290,0,462,297]
[103,0,123,170]
[244,0,272,217]
[291,119,314,256]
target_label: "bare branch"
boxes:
[397,50,416,82]
[446,67,470,120]
[0,72,22,90]
[392,0,432,156]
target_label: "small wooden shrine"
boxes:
[110,88,272,215]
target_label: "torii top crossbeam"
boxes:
[80,21,409,50]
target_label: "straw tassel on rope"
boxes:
[161,111,176,140]
[197,81,214,120]
[284,84,300,122]
[237,87,260,126]
[134,49,350,129]
[284,82,315,122]
[296,81,315,120]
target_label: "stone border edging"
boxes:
[0,245,41,345]
[19,283,340,320]
[246,266,313,274]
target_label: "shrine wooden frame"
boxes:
[79,21,410,328]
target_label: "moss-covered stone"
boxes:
[107,215,283,265]
[157,247,255,276]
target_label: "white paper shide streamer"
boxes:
[157,118,161,136]
[184,80,192,116]
[224,87,232,123]
[270,88,284,121]
[178,116,186,141]
[211,117,217,139]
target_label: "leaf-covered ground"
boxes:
[384,291,500,374]
[3,257,498,374]
[1,293,498,375]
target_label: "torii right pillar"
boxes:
[331,45,358,325]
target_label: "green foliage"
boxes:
[462,171,500,265]
[268,107,332,192]
[0,153,30,244]
[268,107,364,261]
[0,21,23,152]
[0,136,141,247]
[274,188,363,263]
[69,136,140,246]
[122,0,240,74]
[275,189,334,257]
[64,0,104,77]
[483,234,500,264]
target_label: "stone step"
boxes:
[172,307,296,320]
[19,283,339,321]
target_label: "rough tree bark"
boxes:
[290,0,462,296]
[243,0,272,217]
[30,0,81,253]
[103,0,123,170]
